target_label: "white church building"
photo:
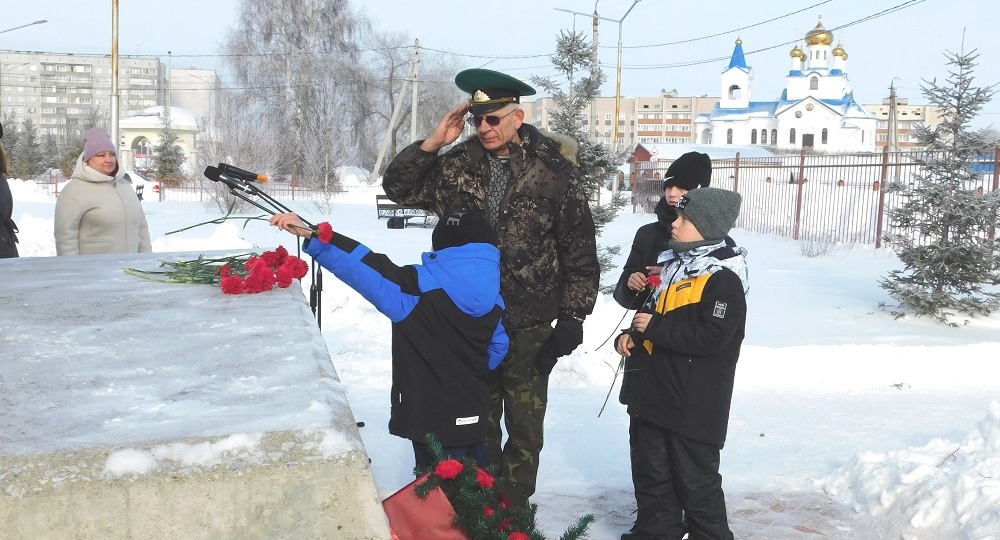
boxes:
[694,18,878,152]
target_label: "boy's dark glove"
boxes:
[535,317,584,376]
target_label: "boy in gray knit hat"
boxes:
[615,186,748,540]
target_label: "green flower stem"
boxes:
[125,252,259,286]
[165,214,271,236]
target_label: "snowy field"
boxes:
[5,175,1000,539]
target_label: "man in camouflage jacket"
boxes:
[382,69,599,507]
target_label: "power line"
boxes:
[621,0,928,70]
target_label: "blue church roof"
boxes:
[709,101,778,117]
[706,90,876,121]
[727,39,748,71]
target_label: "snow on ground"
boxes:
[6,176,1000,539]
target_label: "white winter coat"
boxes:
[54,155,152,256]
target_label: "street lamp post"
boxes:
[0,20,48,36]
[0,20,49,114]
[555,1,641,151]
[611,0,641,154]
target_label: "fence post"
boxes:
[793,150,806,240]
[990,145,1000,243]
[875,146,890,249]
[733,152,740,193]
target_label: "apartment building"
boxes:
[520,91,719,149]
[865,97,944,150]
[0,50,162,141]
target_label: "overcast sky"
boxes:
[5,0,999,128]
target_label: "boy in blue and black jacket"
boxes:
[615,187,748,540]
[271,209,508,469]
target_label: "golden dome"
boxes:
[789,44,806,60]
[735,37,742,45]
[805,18,834,46]
[832,43,848,59]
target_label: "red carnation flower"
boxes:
[273,245,289,264]
[476,468,495,489]
[508,533,529,540]
[647,274,662,288]
[244,255,265,273]
[220,275,244,295]
[282,256,309,280]
[260,249,283,270]
[500,518,512,532]
[276,265,296,288]
[218,263,232,278]
[434,459,464,480]
[242,266,277,294]
[316,222,334,243]
[483,506,495,518]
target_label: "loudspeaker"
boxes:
[387,216,406,229]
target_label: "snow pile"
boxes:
[824,400,1000,539]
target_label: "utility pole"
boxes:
[371,44,419,184]
[111,0,121,155]
[887,80,899,153]
[591,1,600,82]
[410,40,420,143]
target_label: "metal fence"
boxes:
[628,147,1000,247]
[36,175,343,204]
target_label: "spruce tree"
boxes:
[531,30,627,290]
[880,46,1000,325]
[154,109,185,180]
[6,118,45,179]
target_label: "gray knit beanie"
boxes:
[675,187,742,241]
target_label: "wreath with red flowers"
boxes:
[413,435,593,540]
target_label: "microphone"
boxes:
[204,165,249,192]
[218,163,269,183]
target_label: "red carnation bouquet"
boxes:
[125,245,309,295]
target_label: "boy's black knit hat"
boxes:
[675,187,742,241]
[663,151,712,191]
[432,209,497,250]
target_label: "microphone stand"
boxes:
[207,172,324,329]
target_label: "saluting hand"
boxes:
[420,103,470,153]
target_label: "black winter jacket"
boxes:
[626,246,747,448]
[304,232,508,446]
[0,171,19,258]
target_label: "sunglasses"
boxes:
[467,108,516,127]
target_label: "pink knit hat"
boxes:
[82,127,115,161]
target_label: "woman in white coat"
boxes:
[54,127,151,256]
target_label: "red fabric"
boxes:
[382,473,469,540]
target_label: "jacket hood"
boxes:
[72,153,120,184]
[654,196,677,228]
[665,242,750,295]
[421,242,502,317]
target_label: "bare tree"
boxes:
[198,89,283,212]
[355,33,466,177]
[224,0,368,184]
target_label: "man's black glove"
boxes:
[536,317,584,376]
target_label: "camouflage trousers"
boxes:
[487,323,554,508]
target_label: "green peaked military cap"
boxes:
[455,68,536,114]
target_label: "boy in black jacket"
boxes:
[271,209,509,468]
[615,187,748,540]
